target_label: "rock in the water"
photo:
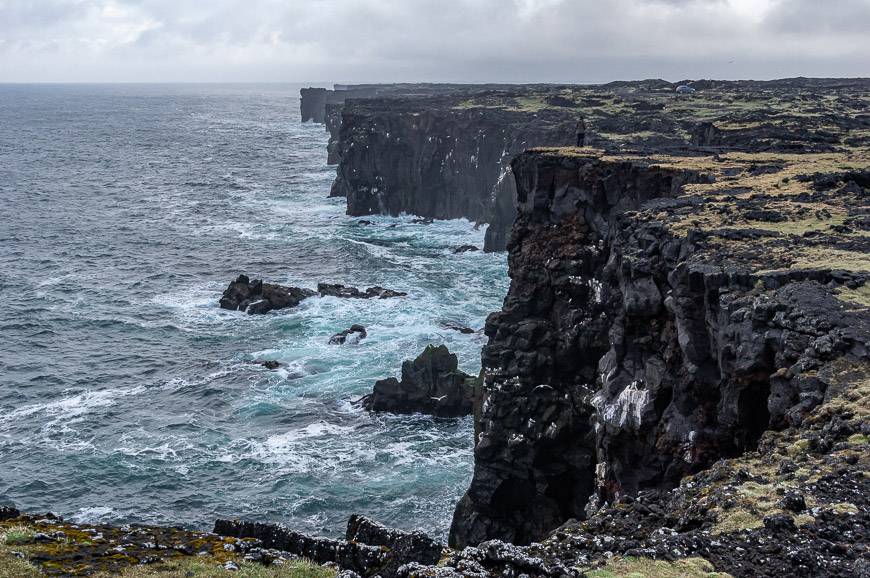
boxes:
[317,283,407,299]
[330,325,368,345]
[257,360,281,370]
[441,321,477,334]
[453,245,479,254]
[361,345,476,417]
[219,275,315,315]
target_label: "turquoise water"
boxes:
[0,84,508,539]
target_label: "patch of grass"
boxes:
[585,556,732,577]
[836,285,870,309]
[711,509,765,535]
[0,550,41,578]
[847,433,869,444]
[1,527,34,546]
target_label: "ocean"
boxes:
[0,83,508,539]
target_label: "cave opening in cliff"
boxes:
[736,381,772,451]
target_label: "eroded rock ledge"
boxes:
[447,146,870,566]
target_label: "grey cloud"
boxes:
[0,0,867,82]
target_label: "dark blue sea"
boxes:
[0,83,508,539]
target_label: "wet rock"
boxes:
[317,283,407,299]
[219,275,316,314]
[441,321,476,334]
[330,325,368,345]
[362,345,476,417]
[0,505,19,521]
[258,360,281,370]
[453,245,479,254]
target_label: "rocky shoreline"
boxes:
[3,78,868,577]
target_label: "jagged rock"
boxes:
[450,149,870,549]
[453,245,479,254]
[361,345,475,417]
[317,283,407,299]
[219,275,316,314]
[214,519,383,575]
[215,517,441,577]
[0,505,19,521]
[330,325,367,345]
[346,515,443,576]
[441,322,476,334]
[257,360,281,370]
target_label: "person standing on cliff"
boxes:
[576,119,586,147]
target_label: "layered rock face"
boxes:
[300,87,328,123]
[329,96,577,241]
[362,345,476,417]
[449,149,870,548]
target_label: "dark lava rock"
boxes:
[329,324,367,345]
[219,275,316,315]
[346,515,443,576]
[361,345,476,417]
[453,244,479,254]
[763,513,798,533]
[317,283,407,299]
[780,492,807,513]
[215,516,442,577]
[0,505,19,520]
[214,519,382,576]
[441,321,477,334]
[258,360,281,370]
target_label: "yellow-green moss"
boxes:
[584,556,732,577]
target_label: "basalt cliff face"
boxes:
[446,147,870,569]
[329,96,578,241]
[317,79,870,252]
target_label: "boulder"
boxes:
[318,283,407,299]
[219,275,315,315]
[453,245,479,254]
[361,345,475,417]
[330,325,368,345]
[346,515,442,576]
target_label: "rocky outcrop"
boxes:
[362,345,476,417]
[329,95,578,250]
[449,149,870,549]
[330,324,367,345]
[219,275,315,314]
[219,276,406,314]
[318,283,407,299]
[215,515,442,577]
[300,87,328,123]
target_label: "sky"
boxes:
[0,0,868,83]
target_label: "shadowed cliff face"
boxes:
[329,97,578,241]
[449,150,870,548]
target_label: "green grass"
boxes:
[1,527,34,546]
[585,556,731,577]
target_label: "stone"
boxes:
[361,345,476,417]
[329,325,368,345]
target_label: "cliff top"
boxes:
[527,147,870,279]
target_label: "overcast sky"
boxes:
[1,0,868,83]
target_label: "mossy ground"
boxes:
[0,516,334,577]
[584,556,732,578]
